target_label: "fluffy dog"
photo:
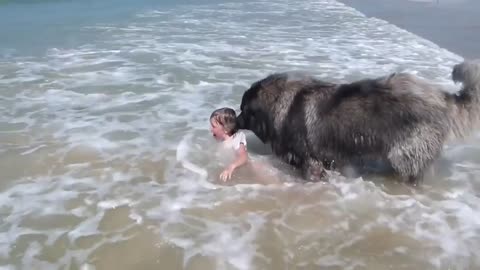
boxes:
[235,60,480,184]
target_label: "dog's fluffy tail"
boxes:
[452,59,480,97]
[448,59,480,139]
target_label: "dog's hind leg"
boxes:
[406,171,425,186]
[387,127,444,186]
[302,158,328,182]
[389,154,430,186]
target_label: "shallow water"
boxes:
[1,0,479,269]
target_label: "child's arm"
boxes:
[220,143,248,181]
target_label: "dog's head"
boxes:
[236,74,287,143]
[236,72,322,144]
[236,81,272,143]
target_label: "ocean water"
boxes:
[1,0,479,269]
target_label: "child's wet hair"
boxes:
[210,107,238,136]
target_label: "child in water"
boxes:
[209,107,248,181]
[210,107,284,185]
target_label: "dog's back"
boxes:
[287,73,447,180]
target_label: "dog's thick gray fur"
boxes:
[236,60,480,184]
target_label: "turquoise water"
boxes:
[1,0,134,56]
[0,0,220,57]
[1,0,479,269]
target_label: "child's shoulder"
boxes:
[234,130,246,140]
[232,131,247,149]
[235,130,246,137]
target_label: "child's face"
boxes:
[210,119,227,141]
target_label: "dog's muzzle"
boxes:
[236,113,246,129]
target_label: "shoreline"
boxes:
[339,0,480,59]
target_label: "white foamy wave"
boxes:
[176,134,209,181]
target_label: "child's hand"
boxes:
[220,165,235,181]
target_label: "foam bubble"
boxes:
[97,199,132,209]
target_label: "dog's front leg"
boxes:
[303,158,329,182]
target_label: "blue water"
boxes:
[0,0,223,57]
